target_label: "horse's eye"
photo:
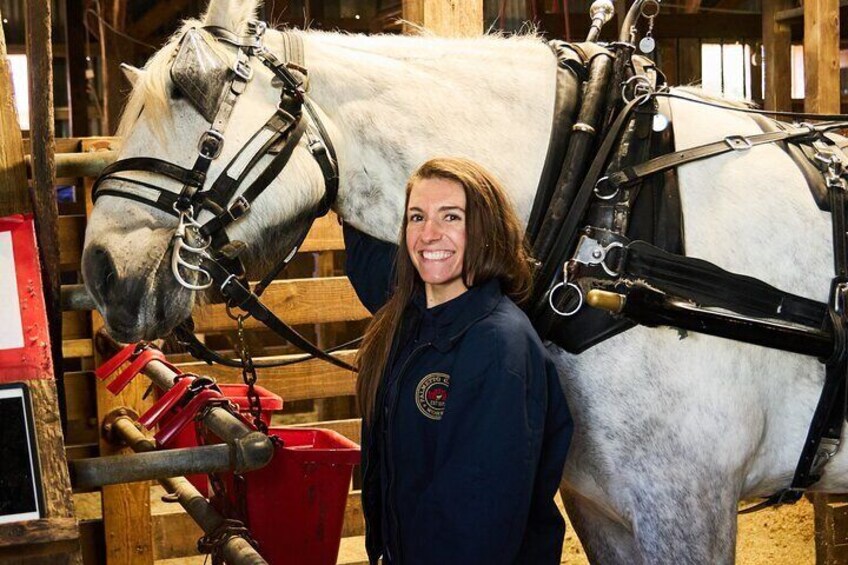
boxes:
[170,85,183,100]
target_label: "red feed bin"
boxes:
[233,427,361,565]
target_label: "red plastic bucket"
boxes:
[216,427,361,565]
[160,384,282,495]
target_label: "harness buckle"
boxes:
[811,437,841,477]
[724,135,752,151]
[233,59,254,82]
[198,129,225,160]
[227,196,251,221]
[246,20,267,39]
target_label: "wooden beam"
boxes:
[539,13,762,40]
[27,0,63,384]
[62,338,94,358]
[97,0,130,134]
[192,276,370,333]
[291,417,361,444]
[763,0,793,112]
[64,0,89,137]
[683,0,701,14]
[777,0,848,23]
[127,0,193,41]
[401,0,483,36]
[0,7,30,217]
[677,38,702,86]
[804,0,840,114]
[176,350,358,402]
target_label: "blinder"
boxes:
[170,28,234,123]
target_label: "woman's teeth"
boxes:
[422,250,454,260]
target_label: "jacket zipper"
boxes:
[385,341,430,564]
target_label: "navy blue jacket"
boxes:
[345,225,573,565]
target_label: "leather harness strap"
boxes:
[92,24,356,372]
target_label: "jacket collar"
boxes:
[411,278,503,352]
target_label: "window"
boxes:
[701,42,753,100]
[6,54,29,130]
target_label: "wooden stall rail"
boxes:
[43,138,371,564]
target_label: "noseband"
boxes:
[92,21,357,372]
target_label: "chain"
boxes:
[197,518,259,565]
[236,315,268,434]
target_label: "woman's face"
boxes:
[406,177,468,307]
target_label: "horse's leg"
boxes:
[561,484,638,565]
[623,478,739,565]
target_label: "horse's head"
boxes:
[82,0,331,341]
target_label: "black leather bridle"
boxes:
[92,21,357,372]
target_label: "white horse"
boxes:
[81,1,844,562]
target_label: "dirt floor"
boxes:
[76,489,817,564]
[560,496,816,564]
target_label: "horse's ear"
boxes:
[203,0,232,28]
[120,63,143,87]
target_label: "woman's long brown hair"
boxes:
[355,157,532,425]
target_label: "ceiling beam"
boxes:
[128,0,193,40]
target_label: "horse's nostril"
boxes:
[83,245,119,303]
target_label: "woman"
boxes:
[354,157,573,565]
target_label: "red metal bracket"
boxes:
[138,376,195,429]
[154,389,223,447]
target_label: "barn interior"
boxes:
[0,0,846,564]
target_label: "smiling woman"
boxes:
[406,176,468,306]
[353,157,574,565]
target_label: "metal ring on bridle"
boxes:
[549,281,584,317]
[594,176,620,201]
[621,75,654,105]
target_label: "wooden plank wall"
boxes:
[52,138,370,564]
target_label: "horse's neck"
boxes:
[282,31,558,242]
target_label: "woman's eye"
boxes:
[445,213,462,221]
[409,214,423,222]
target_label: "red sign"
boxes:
[0,215,53,381]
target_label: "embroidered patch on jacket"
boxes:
[415,372,451,420]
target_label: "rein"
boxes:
[92,21,357,373]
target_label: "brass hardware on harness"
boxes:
[587,290,626,313]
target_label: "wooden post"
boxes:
[803,0,840,114]
[763,0,793,112]
[401,0,483,36]
[64,0,90,137]
[804,5,844,562]
[677,38,702,86]
[83,139,155,565]
[26,0,63,401]
[0,10,30,217]
[98,0,130,134]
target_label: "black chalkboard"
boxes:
[0,383,43,524]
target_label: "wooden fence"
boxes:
[52,137,370,564]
